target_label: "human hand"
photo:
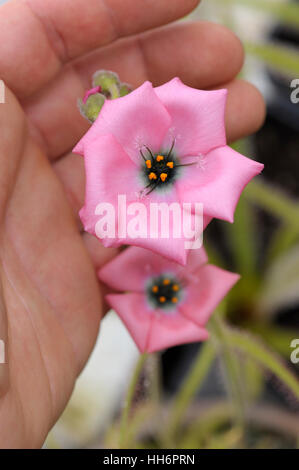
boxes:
[0,0,265,448]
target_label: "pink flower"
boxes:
[74,78,263,264]
[99,247,239,353]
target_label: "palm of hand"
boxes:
[0,89,102,447]
[0,0,265,448]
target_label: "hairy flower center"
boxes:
[140,141,180,194]
[147,275,182,309]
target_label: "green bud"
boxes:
[78,93,105,123]
[78,70,132,124]
[92,70,121,99]
[119,83,132,97]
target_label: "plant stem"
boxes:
[165,341,215,444]
[119,353,147,448]
[227,328,299,399]
[209,315,246,430]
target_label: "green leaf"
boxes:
[226,195,258,279]
[249,322,299,358]
[245,180,299,232]
[165,341,215,443]
[266,225,299,265]
[226,327,299,399]
[257,244,299,315]
[219,0,299,28]
[209,315,246,427]
[245,42,299,77]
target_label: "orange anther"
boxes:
[146,160,152,169]
[166,162,174,169]
[159,296,166,303]
[160,173,168,182]
[149,172,157,180]
[156,155,164,162]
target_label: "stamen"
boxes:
[146,181,160,195]
[147,276,182,309]
[167,138,176,158]
[142,140,178,194]
[140,149,147,162]
[144,146,155,160]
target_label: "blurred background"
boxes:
[2,0,298,449]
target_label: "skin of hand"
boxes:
[0,0,265,448]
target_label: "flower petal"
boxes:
[80,133,207,262]
[176,145,264,223]
[180,265,240,326]
[79,133,142,242]
[147,312,209,353]
[106,293,152,353]
[155,78,227,157]
[98,246,209,293]
[73,81,171,164]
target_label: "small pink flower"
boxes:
[99,247,239,353]
[74,78,263,264]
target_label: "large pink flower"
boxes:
[99,247,239,353]
[74,78,263,264]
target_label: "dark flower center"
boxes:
[147,275,182,309]
[140,141,180,194]
[140,141,195,195]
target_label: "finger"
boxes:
[83,233,119,270]
[82,233,119,314]
[0,0,199,98]
[25,21,244,159]
[0,85,26,394]
[53,78,265,220]
[223,79,266,143]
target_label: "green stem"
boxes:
[245,180,299,232]
[119,353,147,448]
[227,328,299,399]
[165,341,215,443]
[209,315,246,429]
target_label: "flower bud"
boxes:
[78,92,105,123]
[78,70,132,123]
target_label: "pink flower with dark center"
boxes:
[99,247,239,353]
[74,78,264,264]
